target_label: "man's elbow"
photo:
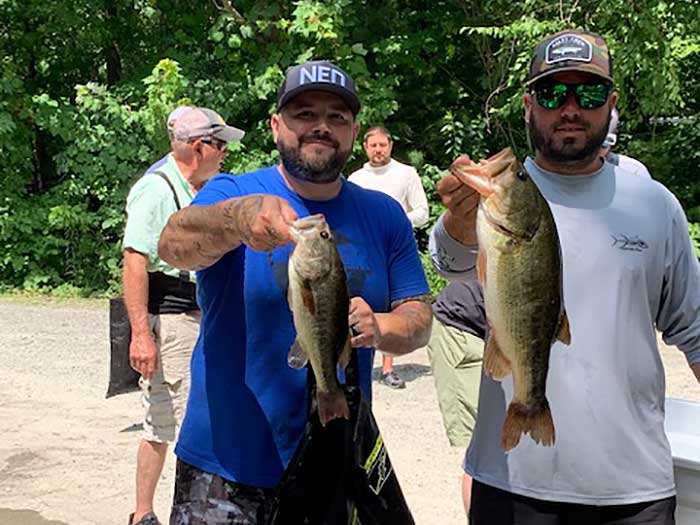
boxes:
[408,204,429,226]
[413,212,429,228]
[416,313,433,348]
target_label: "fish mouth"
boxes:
[290,214,326,242]
[292,214,325,228]
[450,151,518,198]
[480,203,536,242]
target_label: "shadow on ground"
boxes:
[372,363,432,384]
[119,422,144,433]
[0,509,69,525]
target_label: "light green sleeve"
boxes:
[123,175,177,272]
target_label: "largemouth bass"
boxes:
[287,214,351,426]
[451,147,571,451]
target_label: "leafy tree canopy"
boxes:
[1,0,699,294]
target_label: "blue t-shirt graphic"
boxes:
[175,165,429,487]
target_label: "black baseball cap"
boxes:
[276,60,361,115]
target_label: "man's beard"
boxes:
[278,133,350,184]
[529,112,610,165]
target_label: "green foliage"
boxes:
[689,223,700,257]
[1,0,699,296]
[0,57,188,293]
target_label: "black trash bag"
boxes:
[266,406,355,525]
[106,297,140,398]
[266,353,414,525]
[350,394,414,525]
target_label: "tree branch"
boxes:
[211,0,245,22]
[483,36,517,134]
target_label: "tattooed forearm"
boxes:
[158,195,266,271]
[395,301,433,345]
[221,195,263,247]
[375,300,433,356]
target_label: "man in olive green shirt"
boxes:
[123,106,244,525]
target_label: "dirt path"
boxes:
[0,298,698,524]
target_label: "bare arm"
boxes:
[123,249,158,380]
[376,299,433,355]
[349,297,433,356]
[158,194,298,271]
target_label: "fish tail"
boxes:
[501,401,555,451]
[317,390,350,426]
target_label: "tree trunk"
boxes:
[104,3,122,85]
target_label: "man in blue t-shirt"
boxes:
[159,60,432,524]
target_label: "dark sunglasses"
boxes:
[533,82,611,110]
[196,137,227,151]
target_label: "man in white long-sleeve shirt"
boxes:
[350,126,429,389]
[430,29,700,525]
[349,126,429,228]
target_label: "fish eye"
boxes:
[320,231,330,240]
[516,170,528,181]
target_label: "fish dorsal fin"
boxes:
[287,339,309,369]
[483,330,511,380]
[556,311,571,346]
[338,335,351,370]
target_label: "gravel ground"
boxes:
[0,297,698,525]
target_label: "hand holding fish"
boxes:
[437,155,480,245]
[349,297,381,349]
[158,194,299,271]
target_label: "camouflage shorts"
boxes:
[170,460,274,525]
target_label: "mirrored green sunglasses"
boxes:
[534,82,611,110]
